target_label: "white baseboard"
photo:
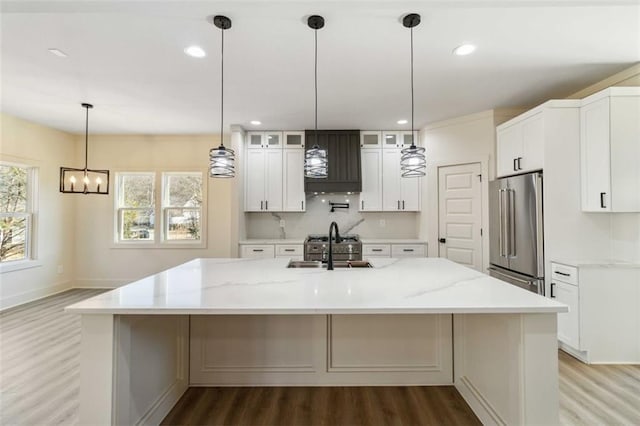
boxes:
[455,376,506,426]
[558,341,589,363]
[73,279,132,289]
[0,281,73,311]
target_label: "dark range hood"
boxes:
[304,130,362,193]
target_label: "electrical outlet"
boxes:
[379,219,386,228]
[57,265,64,274]
[279,219,286,228]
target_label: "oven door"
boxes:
[488,267,544,296]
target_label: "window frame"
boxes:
[113,170,206,249]
[0,161,39,273]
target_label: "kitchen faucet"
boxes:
[327,221,342,270]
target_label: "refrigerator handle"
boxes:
[499,189,506,257]
[508,188,516,257]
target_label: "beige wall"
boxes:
[73,134,236,287]
[0,114,77,309]
[418,109,523,271]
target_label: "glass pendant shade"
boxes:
[59,103,110,194]
[400,145,426,178]
[209,145,235,178]
[304,145,328,178]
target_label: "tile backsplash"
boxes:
[245,194,419,239]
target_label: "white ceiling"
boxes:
[1,0,639,134]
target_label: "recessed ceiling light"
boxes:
[250,120,261,125]
[397,119,408,125]
[453,44,476,56]
[184,46,206,58]
[48,48,68,58]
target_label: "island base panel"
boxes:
[79,314,189,425]
[190,314,453,385]
[454,313,559,426]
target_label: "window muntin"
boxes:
[0,164,35,263]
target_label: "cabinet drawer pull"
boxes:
[265,200,268,210]
[550,283,556,298]
[402,249,414,252]
[301,201,304,210]
[402,200,405,210]
[372,249,383,252]
[513,158,517,171]
[517,157,523,170]
[397,200,400,210]
[600,192,606,209]
[554,271,570,277]
[252,249,264,252]
[361,200,364,210]
[284,249,295,252]
[260,201,263,210]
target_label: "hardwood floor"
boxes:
[0,289,107,425]
[161,386,481,426]
[1,289,639,425]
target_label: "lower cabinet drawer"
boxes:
[275,244,304,257]
[363,244,391,258]
[391,244,426,258]
[240,245,275,259]
[551,263,578,286]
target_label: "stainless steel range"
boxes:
[304,234,362,262]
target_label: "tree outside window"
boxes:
[0,164,33,263]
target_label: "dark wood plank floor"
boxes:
[161,386,481,426]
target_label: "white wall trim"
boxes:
[0,280,73,311]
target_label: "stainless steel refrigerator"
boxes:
[488,171,544,295]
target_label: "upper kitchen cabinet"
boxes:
[360,131,382,149]
[382,131,418,149]
[245,148,283,212]
[304,130,362,193]
[284,131,305,149]
[360,145,383,211]
[496,112,544,177]
[580,87,640,212]
[247,131,283,149]
[283,148,305,212]
[382,148,421,211]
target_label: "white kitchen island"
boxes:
[66,257,567,425]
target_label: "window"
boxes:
[115,171,204,246]
[0,163,36,264]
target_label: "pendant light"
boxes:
[59,103,110,194]
[400,13,426,178]
[209,15,235,178]
[304,15,328,179]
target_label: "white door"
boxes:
[265,149,283,211]
[283,149,305,211]
[360,149,382,211]
[382,149,401,211]
[438,163,483,271]
[244,150,265,211]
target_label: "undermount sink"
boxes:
[287,260,373,269]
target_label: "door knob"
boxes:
[439,238,446,243]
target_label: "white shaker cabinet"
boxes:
[244,149,283,212]
[360,148,383,211]
[580,87,640,212]
[283,148,305,212]
[496,112,544,177]
[382,149,421,211]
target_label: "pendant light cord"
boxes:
[410,25,415,148]
[314,28,318,146]
[84,105,89,171]
[220,27,225,148]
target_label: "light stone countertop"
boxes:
[239,239,304,245]
[552,259,640,269]
[66,258,566,315]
